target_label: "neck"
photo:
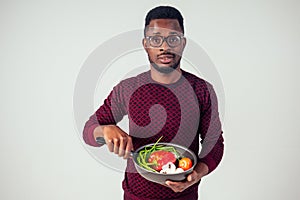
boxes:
[150,66,182,84]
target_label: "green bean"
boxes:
[136,136,180,173]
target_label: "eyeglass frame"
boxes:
[145,35,185,48]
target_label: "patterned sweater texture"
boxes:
[83,70,224,200]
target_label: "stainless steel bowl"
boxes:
[132,142,197,184]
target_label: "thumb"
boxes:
[187,171,196,182]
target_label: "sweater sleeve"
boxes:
[197,82,224,174]
[82,83,127,147]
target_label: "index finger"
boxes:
[165,180,187,193]
[124,137,133,159]
[165,179,189,187]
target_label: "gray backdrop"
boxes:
[1,0,299,199]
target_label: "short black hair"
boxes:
[144,6,184,34]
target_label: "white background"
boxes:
[1,0,300,199]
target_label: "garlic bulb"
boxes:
[160,162,177,174]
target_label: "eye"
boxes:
[168,36,180,44]
[151,36,162,45]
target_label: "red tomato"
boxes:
[178,157,193,171]
[148,150,176,171]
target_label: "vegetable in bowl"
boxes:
[135,137,195,179]
[137,143,193,173]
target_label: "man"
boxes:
[83,6,224,200]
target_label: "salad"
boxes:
[136,137,193,174]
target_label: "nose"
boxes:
[159,39,169,51]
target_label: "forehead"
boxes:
[146,19,183,35]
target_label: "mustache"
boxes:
[157,52,176,57]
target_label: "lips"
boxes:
[157,54,175,64]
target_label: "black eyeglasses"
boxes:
[145,35,184,48]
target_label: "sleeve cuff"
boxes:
[198,156,217,174]
[86,124,101,147]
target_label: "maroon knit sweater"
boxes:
[83,70,224,200]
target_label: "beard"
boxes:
[149,56,182,74]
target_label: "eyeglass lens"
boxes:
[149,35,181,47]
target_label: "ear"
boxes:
[142,38,148,50]
[182,37,187,50]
